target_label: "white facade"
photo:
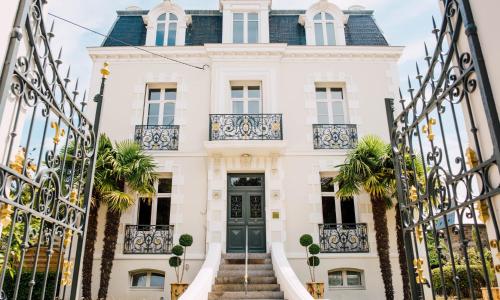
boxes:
[86,1,404,299]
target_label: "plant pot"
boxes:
[482,287,500,300]
[306,282,324,299]
[170,283,189,300]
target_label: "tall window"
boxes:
[314,12,335,46]
[130,270,165,289]
[233,12,259,43]
[231,84,261,114]
[156,13,177,46]
[328,269,364,289]
[321,177,355,224]
[146,87,176,126]
[316,87,345,124]
[137,178,172,226]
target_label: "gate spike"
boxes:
[48,20,55,39]
[432,16,440,39]
[398,88,406,109]
[424,43,431,66]
[415,62,422,85]
[407,76,414,99]
[55,47,63,67]
[81,90,87,111]
[64,66,71,87]
[73,79,80,98]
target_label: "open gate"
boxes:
[386,0,500,299]
[0,0,104,299]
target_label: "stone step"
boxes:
[208,291,284,300]
[222,253,271,260]
[218,270,275,277]
[222,258,272,265]
[212,283,281,292]
[219,264,273,270]
[215,276,277,284]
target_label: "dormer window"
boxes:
[314,12,335,46]
[156,13,178,46]
[233,12,259,44]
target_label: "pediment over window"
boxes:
[143,1,191,46]
[300,0,347,46]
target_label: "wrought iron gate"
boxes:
[386,0,500,299]
[0,0,103,299]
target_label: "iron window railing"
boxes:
[312,124,358,149]
[134,125,179,150]
[209,114,283,141]
[318,223,369,253]
[123,225,174,254]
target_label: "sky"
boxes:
[46,0,442,99]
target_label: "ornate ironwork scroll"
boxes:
[209,114,283,141]
[386,0,500,299]
[0,0,102,299]
[318,223,369,253]
[123,225,174,254]
[134,125,179,151]
[312,124,357,149]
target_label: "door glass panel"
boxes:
[231,86,244,98]
[163,103,175,125]
[156,23,165,46]
[317,102,329,123]
[341,196,356,224]
[149,89,161,100]
[156,197,171,225]
[147,103,160,125]
[326,23,335,45]
[315,88,327,99]
[233,13,244,43]
[248,19,258,43]
[248,101,260,114]
[232,101,244,114]
[165,88,177,100]
[138,198,152,225]
[158,178,172,193]
[230,195,243,218]
[315,23,324,45]
[167,22,177,46]
[250,195,262,218]
[230,176,262,187]
[322,196,336,224]
[331,88,343,99]
[248,86,260,98]
[333,114,345,124]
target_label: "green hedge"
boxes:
[431,265,485,298]
[3,272,59,299]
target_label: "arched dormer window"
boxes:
[313,12,335,45]
[156,13,178,46]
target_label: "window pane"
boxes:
[149,89,161,100]
[147,103,160,126]
[346,271,362,286]
[314,13,322,20]
[248,13,258,21]
[333,115,345,124]
[234,13,244,21]
[167,22,177,46]
[169,13,178,21]
[326,23,335,45]
[138,198,152,225]
[163,103,175,125]
[233,19,244,43]
[341,197,356,224]
[232,101,244,114]
[248,101,260,114]
[156,23,165,46]
[150,273,165,288]
[165,88,177,100]
[328,271,343,287]
[248,86,261,98]
[156,197,171,226]
[317,102,329,123]
[248,20,258,43]
[325,13,334,20]
[230,176,262,187]
[332,102,344,115]
[321,177,335,192]
[331,88,343,99]
[158,178,172,193]
[318,115,329,124]
[315,88,327,99]
[322,196,336,224]
[157,14,166,21]
[131,273,147,287]
[315,23,324,45]
[231,86,244,98]
[163,116,174,125]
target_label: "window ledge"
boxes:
[328,286,365,290]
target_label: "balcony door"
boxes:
[231,84,261,114]
[227,174,266,253]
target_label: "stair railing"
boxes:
[244,224,248,295]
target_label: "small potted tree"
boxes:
[169,234,193,300]
[300,234,324,299]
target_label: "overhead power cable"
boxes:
[48,12,208,70]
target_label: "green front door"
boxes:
[227,174,266,253]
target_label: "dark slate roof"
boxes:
[102,9,388,47]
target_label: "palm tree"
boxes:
[334,135,395,300]
[97,140,157,300]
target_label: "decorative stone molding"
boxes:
[143,1,189,46]
[301,0,347,46]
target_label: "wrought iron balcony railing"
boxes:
[318,223,369,253]
[123,225,174,254]
[209,114,283,141]
[312,124,358,149]
[135,125,179,150]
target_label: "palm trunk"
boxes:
[395,203,411,300]
[82,198,100,300]
[97,208,121,300]
[371,195,394,300]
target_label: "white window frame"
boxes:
[129,270,165,290]
[230,83,262,114]
[314,12,335,46]
[233,12,260,44]
[320,177,356,223]
[316,86,347,124]
[145,86,177,126]
[155,13,178,46]
[137,178,172,226]
[328,269,365,290]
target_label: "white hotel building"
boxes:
[87,0,404,299]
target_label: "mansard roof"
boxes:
[102,9,388,47]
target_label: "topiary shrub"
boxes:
[300,234,313,247]
[172,245,184,256]
[169,233,193,283]
[431,264,485,298]
[179,234,193,247]
[309,244,320,255]
[299,234,321,282]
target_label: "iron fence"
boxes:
[318,223,369,253]
[312,124,357,149]
[123,225,174,254]
[209,114,283,141]
[134,125,179,151]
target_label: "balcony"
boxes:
[123,225,174,254]
[134,125,179,151]
[318,223,369,253]
[312,124,358,150]
[209,114,283,141]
